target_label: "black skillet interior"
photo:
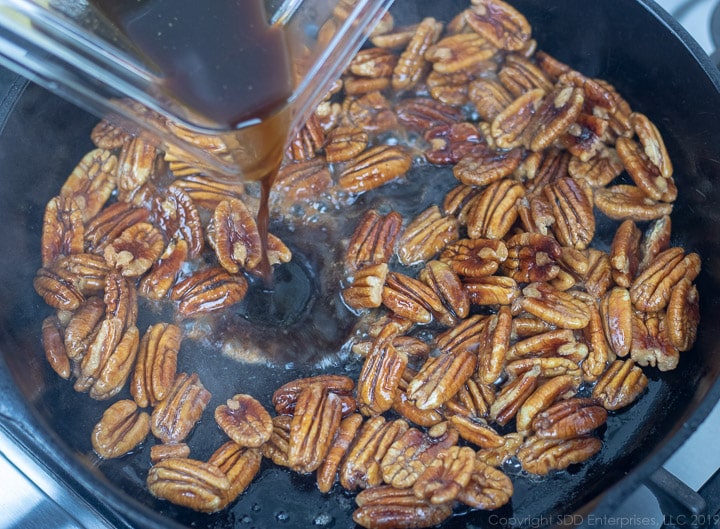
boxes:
[1,0,720,528]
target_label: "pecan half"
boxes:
[151,372,212,444]
[600,287,633,358]
[207,199,262,274]
[147,457,229,513]
[138,239,189,301]
[452,146,524,187]
[630,247,701,312]
[345,210,403,273]
[325,126,370,163]
[594,185,673,221]
[338,145,412,194]
[170,266,248,318]
[91,399,150,459]
[592,359,648,411]
[397,206,459,266]
[517,282,591,329]
[103,222,165,277]
[316,413,364,493]
[272,374,355,416]
[517,436,602,475]
[545,177,595,250]
[440,238,508,279]
[392,17,443,91]
[501,232,562,283]
[131,323,180,408]
[407,350,477,410]
[465,0,531,51]
[215,394,273,448]
[207,442,262,507]
[532,397,607,439]
[665,277,700,352]
[413,445,476,504]
[467,178,525,240]
[41,195,84,267]
[42,315,71,379]
[60,149,117,222]
[353,485,453,529]
[357,337,408,416]
[457,459,513,510]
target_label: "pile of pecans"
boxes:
[32,0,702,527]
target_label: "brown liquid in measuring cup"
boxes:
[90,0,294,287]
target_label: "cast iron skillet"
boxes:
[1,0,720,528]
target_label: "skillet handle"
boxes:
[647,466,720,528]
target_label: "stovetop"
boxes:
[1,1,719,528]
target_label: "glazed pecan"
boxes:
[350,47,398,78]
[665,277,700,352]
[288,384,343,473]
[41,195,84,267]
[600,287,633,358]
[452,146,524,187]
[594,185,673,221]
[582,302,614,382]
[338,145,412,194]
[490,88,545,149]
[172,175,245,210]
[85,202,151,254]
[272,374,355,416]
[393,391,444,428]
[640,215,672,270]
[357,337,407,416]
[476,306,512,385]
[382,271,446,324]
[380,425,458,489]
[517,282,591,329]
[345,210,403,273]
[343,263,389,310]
[392,17,443,91]
[544,177,594,250]
[116,137,159,201]
[457,459,513,510]
[60,148,117,222]
[532,397,607,439]
[427,69,478,106]
[424,122,486,165]
[630,311,679,372]
[610,219,642,288]
[170,266,248,318]
[325,126,369,163]
[397,206,459,266]
[439,238,508,279]
[91,399,150,459]
[151,372,212,444]
[407,350,477,410]
[501,232,562,283]
[464,275,520,306]
[582,249,613,299]
[42,315,71,379]
[90,118,133,149]
[465,0,531,51]
[273,158,333,204]
[466,178,525,240]
[413,445,475,504]
[147,457,229,513]
[286,114,325,162]
[215,394,273,448]
[630,247,701,312]
[63,296,105,361]
[592,359,648,411]
[489,367,539,426]
[150,443,191,464]
[261,415,292,467]
[445,376,496,419]
[395,97,464,133]
[138,239,189,301]
[207,199,262,274]
[517,436,602,475]
[103,222,165,277]
[207,442,262,507]
[340,416,409,491]
[353,485,453,529]
[526,85,585,152]
[419,260,469,324]
[515,374,579,435]
[131,323,180,408]
[448,415,504,449]
[104,271,138,330]
[316,413,364,493]
[468,78,514,122]
[476,433,523,467]
[425,32,497,74]
[344,92,398,133]
[568,147,624,188]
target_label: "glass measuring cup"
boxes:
[0,0,394,180]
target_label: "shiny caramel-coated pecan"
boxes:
[147,457,229,513]
[397,206,459,266]
[41,195,84,267]
[116,137,159,201]
[344,92,398,132]
[208,442,262,507]
[469,78,514,122]
[151,372,212,444]
[288,385,343,473]
[545,177,594,250]
[273,158,332,204]
[501,232,562,283]
[594,185,673,221]
[518,282,591,329]
[340,417,409,491]
[425,32,497,74]
[207,199,262,274]
[357,337,408,416]
[476,433,523,467]
[63,296,104,361]
[353,485,453,529]
[630,247,701,312]
[316,413,364,493]
[465,275,520,306]
[338,145,412,194]
[526,85,584,152]
[568,147,624,188]
[343,263,389,311]
[382,271,445,324]
[476,307,512,385]
[457,459,513,510]
[170,266,248,318]
[90,118,133,149]
[465,0,531,51]
[467,178,525,240]
[413,445,476,504]
[640,215,672,270]
[345,210,403,273]
[452,146,524,187]
[131,323,180,408]
[103,222,165,277]
[172,175,245,210]
[489,367,539,426]
[610,219,642,288]
[286,114,325,162]
[630,311,679,372]
[531,397,607,439]
[60,148,117,222]
[215,394,273,448]
[325,126,369,163]
[515,375,579,435]
[261,415,292,467]
[439,238,508,279]
[600,287,633,358]
[85,202,151,254]
[582,301,613,382]
[395,97,463,133]
[272,374,355,416]
[34,265,86,311]
[91,399,150,459]
[424,122,486,165]
[407,350,477,410]
[150,443,191,463]
[665,277,700,352]
[491,88,545,149]
[138,239,189,301]
[592,359,648,411]
[419,260,469,324]
[42,315,71,379]
[448,415,504,449]
[392,17,443,91]
[517,436,602,475]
